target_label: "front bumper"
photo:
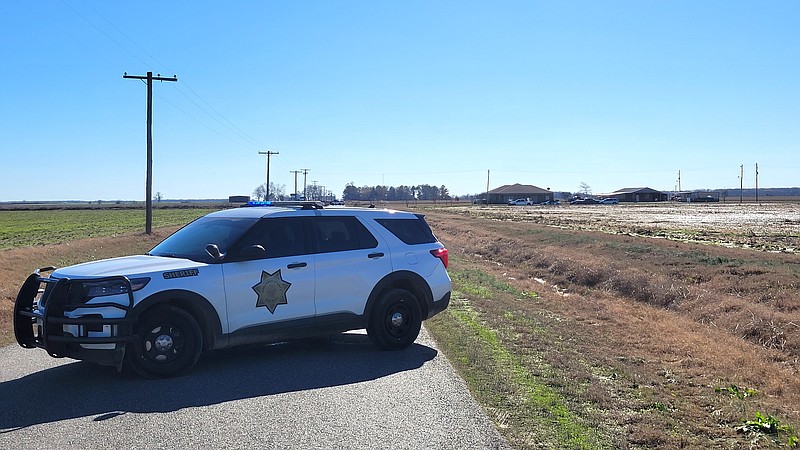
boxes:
[13,268,137,371]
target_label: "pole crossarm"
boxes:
[123,73,178,82]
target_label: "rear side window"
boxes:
[375,216,437,245]
[313,217,378,253]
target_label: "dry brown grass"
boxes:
[421,207,800,447]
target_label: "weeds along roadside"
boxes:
[422,209,800,449]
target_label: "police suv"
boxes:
[14,202,451,377]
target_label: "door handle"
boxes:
[368,252,384,259]
[287,262,307,269]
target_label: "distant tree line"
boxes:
[342,183,452,202]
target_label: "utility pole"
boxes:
[290,170,301,200]
[677,170,681,193]
[755,163,759,203]
[123,71,177,234]
[301,168,310,200]
[739,164,744,204]
[485,170,490,206]
[258,150,279,200]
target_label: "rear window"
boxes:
[375,216,437,245]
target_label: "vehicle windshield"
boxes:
[149,216,259,262]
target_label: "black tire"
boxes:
[126,305,203,378]
[367,288,422,350]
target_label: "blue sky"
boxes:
[2,1,798,201]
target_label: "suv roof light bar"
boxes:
[244,200,325,210]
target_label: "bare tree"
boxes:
[252,184,266,201]
[253,183,286,201]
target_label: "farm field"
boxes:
[453,202,800,253]
[419,203,800,448]
[2,203,799,448]
[0,205,224,249]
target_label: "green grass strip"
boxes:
[445,303,605,449]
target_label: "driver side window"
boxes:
[234,217,309,259]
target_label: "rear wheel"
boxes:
[367,288,422,350]
[126,306,202,378]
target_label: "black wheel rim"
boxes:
[384,302,412,338]
[142,323,185,363]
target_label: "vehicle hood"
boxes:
[52,255,206,279]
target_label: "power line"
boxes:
[152,90,256,149]
[176,82,264,148]
[61,0,152,68]
[65,1,265,151]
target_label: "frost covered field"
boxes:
[457,202,800,253]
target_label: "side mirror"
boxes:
[205,244,225,261]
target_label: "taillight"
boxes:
[430,247,448,269]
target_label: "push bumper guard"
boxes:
[14,268,137,371]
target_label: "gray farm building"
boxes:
[487,183,554,204]
[602,187,668,202]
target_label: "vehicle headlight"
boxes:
[83,277,151,298]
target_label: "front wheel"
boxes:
[126,305,203,378]
[367,289,422,350]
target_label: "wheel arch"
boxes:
[132,289,223,351]
[365,271,433,322]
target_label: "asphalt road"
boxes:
[0,327,509,449]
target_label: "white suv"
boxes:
[14,202,451,377]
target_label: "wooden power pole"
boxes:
[739,164,744,204]
[755,163,759,203]
[290,170,301,199]
[258,150,279,201]
[123,71,177,234]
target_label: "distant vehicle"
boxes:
[600,198,619,204]
[692,195,719,203]
[570,198,599,205]
[540,200,561,206]
[508,198,530,206]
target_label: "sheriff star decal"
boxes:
[252,270,291,314]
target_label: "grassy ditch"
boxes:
[428,256,800,449]
[428,261,609,449]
